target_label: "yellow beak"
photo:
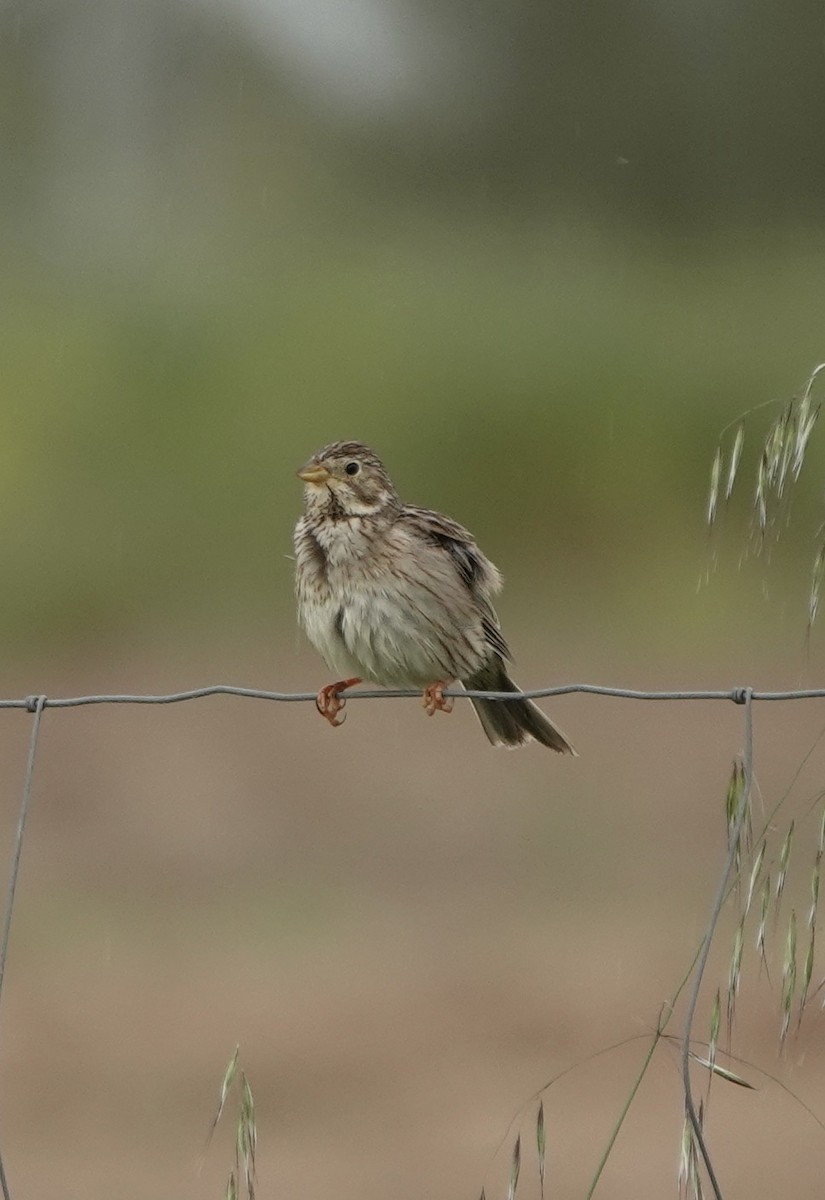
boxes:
[297,462,331,484]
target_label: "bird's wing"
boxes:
[399,506,512,662]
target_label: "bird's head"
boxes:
[297,441,399,518]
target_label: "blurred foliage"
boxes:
[1,1,824,652]
[3,228,825,650]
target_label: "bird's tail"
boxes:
[465,658,576,754]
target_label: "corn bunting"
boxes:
[294,441,576,752]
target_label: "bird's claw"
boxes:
[422,681,454,716]
[316,678,361,728]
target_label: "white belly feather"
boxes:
[295,513,486,687]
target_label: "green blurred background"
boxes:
[2,2,825,1198]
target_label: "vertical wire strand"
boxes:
[681,688,754,1200]
[0,696,47,1200]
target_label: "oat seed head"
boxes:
[809,544,825,628]
[725,425,745,501]
[725,760,750,873]
[780,909,798,1044]
[706,363,825,624]
[756,873,771,968]
[507,1134,521,1200]
[776,820,795,909]
[726,918,745,1032]
[536,1102,546,1200]
[745,840,767,918]
[682,1103,706,1200]
[678,1114,692,1194]
[205,1048,257,1200]
[707,447,722,526]
[809,853,821,930]
[689,1053,754,1090]
[799,929,816,1024]
[708,989,721,1080]
[206,1045,240,1148]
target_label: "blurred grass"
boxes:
[2,221,824,652]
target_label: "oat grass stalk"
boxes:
[756,873,772,975]
[780,910,798,1044]
[584,1021,663,1200]
[707,990,721,1090]
[680,689,754,1200]
[799,930,815,1027]
[744,841,766,918]
[798,840,822,1023]
[775,821,795,911]
[486,694,823,1200]
[688,1053,753,1090]
[725,762,750,877]
[536,1101,546,1200]
[205,1047,257,1200]
[707,362,825,627]
[678,1098,707,1200]
[725,920,745,1035]
[506,1135,521,1200]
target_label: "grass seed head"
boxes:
[776,820,795,909]
[725,424,745,501]
[536,1101,546,1198]
[507,1134,521,1200]
[780,909,798,1044]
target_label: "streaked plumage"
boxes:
[293,441,575,752]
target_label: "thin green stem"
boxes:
[585,1023,663,1199]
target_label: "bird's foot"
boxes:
[421,681,455,717]
[316,678,362,727]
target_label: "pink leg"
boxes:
[421,681,455,717]
[316,677,362,727]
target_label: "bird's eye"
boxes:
[344,461,360,476]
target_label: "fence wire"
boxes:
[0,681,819,1200]
[2,681,825,711]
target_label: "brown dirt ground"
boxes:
[1,635,824,1199]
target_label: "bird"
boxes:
[293,440,576,752]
